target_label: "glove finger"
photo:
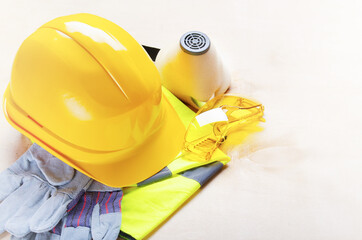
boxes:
[11,232,36,240]
[30,174,93,233]
[29,193,70,233]
[5,185,51,237]
[0,179,46,235]
[90,204,102,240]
[96,213,122,240]
[34,232,60,240]
[29,170,92,232]
[10,232,60,240]
[91,191,123,240]
[60,226,91,240]
[0,169,23,201]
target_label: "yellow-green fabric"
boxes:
[119,88,230,239]
[121,175,200,240]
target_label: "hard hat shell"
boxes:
[3,13,185,187]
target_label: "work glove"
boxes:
[11,181,123,240]
[0,143,93,238]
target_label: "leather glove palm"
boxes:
[0,144,92,238]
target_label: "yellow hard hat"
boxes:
[3,13,185,187]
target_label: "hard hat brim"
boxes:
[3,86,186,187]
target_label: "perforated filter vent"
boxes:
[180,31,210,55]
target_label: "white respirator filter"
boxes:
[156,31,231,109]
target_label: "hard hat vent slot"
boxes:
[180,31,210,55]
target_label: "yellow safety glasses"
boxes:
[183,94,264,162]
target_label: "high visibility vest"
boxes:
[119,88,230,240]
